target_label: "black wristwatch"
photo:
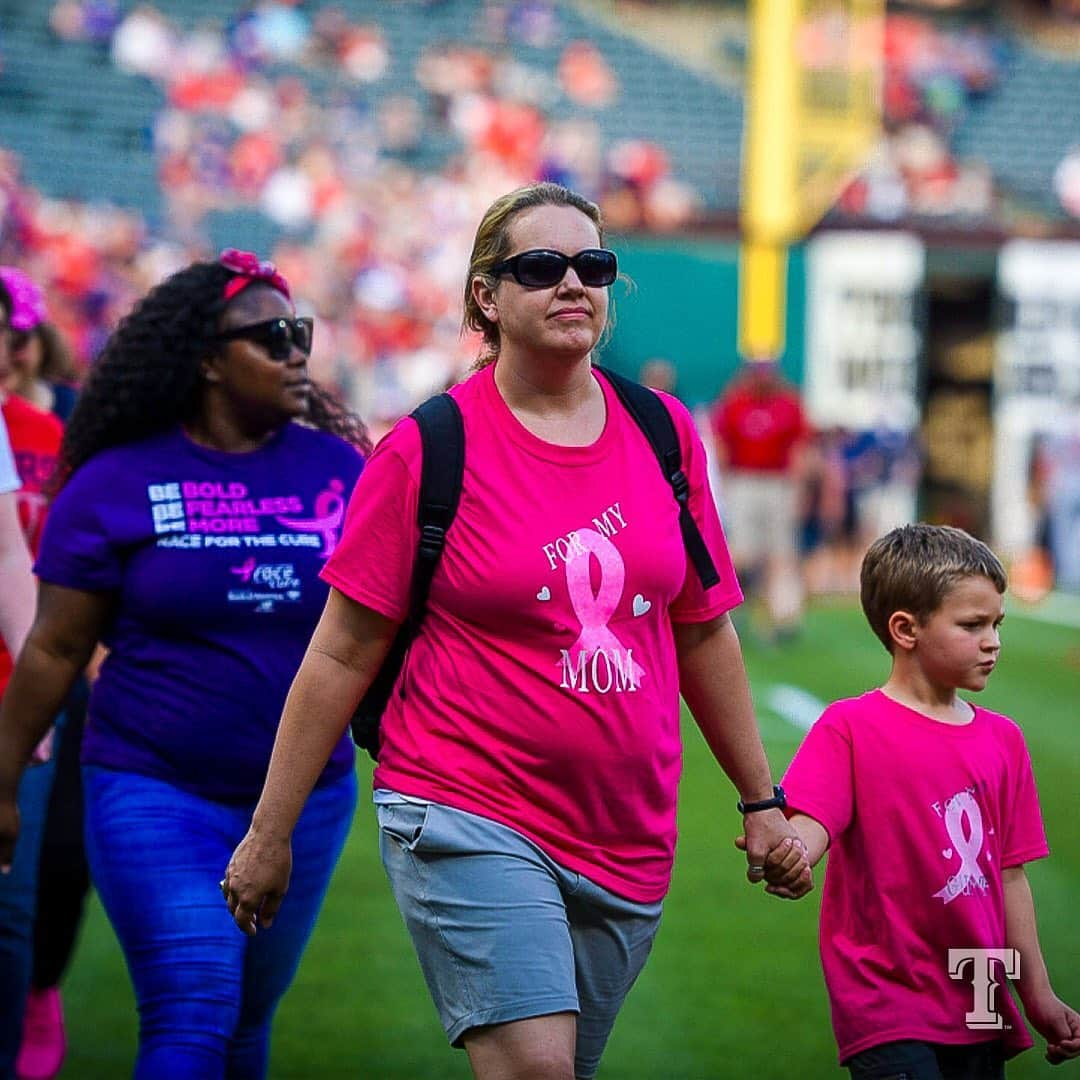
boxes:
[737,785,787,814]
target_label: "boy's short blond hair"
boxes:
[860,524,1007,652]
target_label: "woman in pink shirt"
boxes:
[223,182,807,1080]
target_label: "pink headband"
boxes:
[0,266,47,331]
[219,248,291,302]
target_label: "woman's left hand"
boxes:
[221,828,292,936]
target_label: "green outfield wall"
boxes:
[603,235,806,407]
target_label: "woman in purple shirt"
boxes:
[0,250,369,1079]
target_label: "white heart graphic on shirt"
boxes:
[942,848,953,859]
[536,587,551,601]
[632,594,651,617]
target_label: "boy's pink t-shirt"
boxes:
[782,690,1049,1063]
[322,363,742,902]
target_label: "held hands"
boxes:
[1026,993,1080,1065]
[734,809,812,899]
[220,827,292,937]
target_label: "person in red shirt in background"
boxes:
[0,395,61,560]
[0,267,61,701]
[0,268,66,1080]
[0,266,74,1080]
[710,358,810,642]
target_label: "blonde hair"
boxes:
[860,523,1007,652]
[462,182,606,367]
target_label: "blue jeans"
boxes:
[84,766,357,1080]
[0,751,57,1079]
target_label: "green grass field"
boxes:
[58,599,1080,1078]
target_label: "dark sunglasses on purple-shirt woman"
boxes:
[216,317,313,361]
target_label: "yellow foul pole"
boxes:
[739,0,798,361]
[738,0,885,362]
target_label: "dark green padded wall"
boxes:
[601,236,806,408]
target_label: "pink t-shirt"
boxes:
[322,363,742,902]
[782,690,1049,1063]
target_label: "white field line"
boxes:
[764,684,826,733]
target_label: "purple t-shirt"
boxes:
[35,422,363,803]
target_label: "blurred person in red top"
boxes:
[710,358,810,641]
[0,269,63,673]
[0,269,67,1080]
[0,266,91,1080]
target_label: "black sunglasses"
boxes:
[490,248,618,288]
[216,317,313,361]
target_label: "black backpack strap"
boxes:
[595,365,720,590]
[406,393,465,633]
[348,393,463,759]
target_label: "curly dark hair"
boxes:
[58,260,370,482]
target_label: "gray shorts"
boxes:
[377,799,663,1080]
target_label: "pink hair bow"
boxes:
[219,248,291,302]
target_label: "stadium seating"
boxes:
[0,0,743,236]
[0,2,162,213]
[2,2,1076,229]
[953,42,1080,216]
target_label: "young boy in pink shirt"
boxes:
[765,523,1080,1078]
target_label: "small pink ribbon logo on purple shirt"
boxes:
[564,527,645,686]
[275,478,346,558]
[933,790,988,904]
[230,556,257,583]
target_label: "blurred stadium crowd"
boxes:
[0,0,1078,593]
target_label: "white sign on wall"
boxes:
[804,231,925,431]
[994,240,1080,585]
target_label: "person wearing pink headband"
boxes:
[0,268,46,336]
[0,266,85,1080]
[0,268,80,424]
[218,248,292,303]
[0,268,64,1080]
[0,250,371,1079]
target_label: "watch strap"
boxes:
[737,785,787,814]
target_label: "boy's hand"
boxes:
[735,834,813,899]
[1026,993,1080,1064]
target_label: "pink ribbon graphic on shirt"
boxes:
[564,528,645,686]
[230,556,257,583]
[933,790,988,904]
[275,478,346,558]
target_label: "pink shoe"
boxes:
[16,987,66,1080]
